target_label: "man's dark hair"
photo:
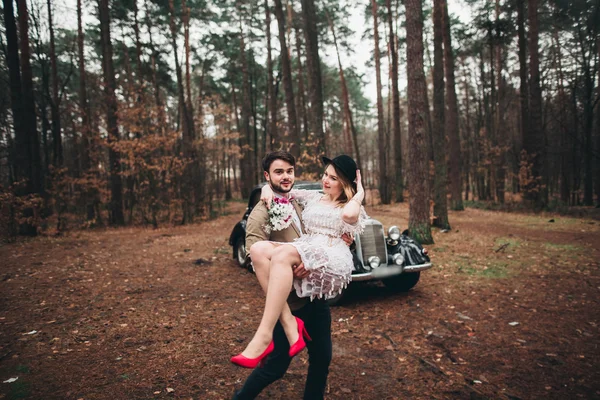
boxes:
[262,151,296,172]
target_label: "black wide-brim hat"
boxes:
[321,155,357,185]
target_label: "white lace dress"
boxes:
[289,190,367,300]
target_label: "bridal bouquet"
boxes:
[263,197,294,234]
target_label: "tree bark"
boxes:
[551,27,570,204]
[273,0,300,157]
[77,0,96,221]
[133,0,145,100]
[387,0,403,202]
[517,0,528,150]
[182,0,195,135]
[432,0,450,230]
[98,0,124,224]
[524,0,547,208]
[47,0,62,167]
[463,67,473,201]
[293,18,309,142]
[3,0,26,189]
[144,0,166,133]
[238,18,255,197]
[596,38,600,207]
[265,0,278,149]
[442,0,463,210]
[326,10,361,170]
[405,0,433,244]
[579,21,595,206]
[300,0,326,155]
[168,0,194,149]
[77,0,90,170]
[371,0,390,204]
[493,0,506,204]
[17,0,42,197]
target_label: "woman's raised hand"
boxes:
[261,184,275,209]
[355,170,365,202]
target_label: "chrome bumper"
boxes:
[351,262,433,282]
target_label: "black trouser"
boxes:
[233,299,332,400]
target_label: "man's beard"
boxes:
[270,180,294,194]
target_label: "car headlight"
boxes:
[368,256,381,269]
[388,226,400,240]
[392,253,404,265]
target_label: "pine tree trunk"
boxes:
[432,0,450,230]
[238,20,255,197]
[517,0,528,148]
[405,0,433,244]
[182,0,195,136]
[17,0,42,198]
[551,28,570,204]
[230,80,242,194]
[493,0,506,204]
[273,0,300,157]
[300,0,326,155]
[570,87,581,205]
[47,0,62,167]
[77,0,96,222]
[133,0,145,102]
[98,0,124,225]
[524,0,547,209]
[581,28,595,206]
[326,10,361,169]
[265,0,278,149]
[387,0,403,202]
[596,38,600,207]
[463,71,472,201]
[168,0,193,150]
[275,0,300,157]
[442,0,463,210]
[371,0,390,204]
[294,20,309,142]
[3,0,26,189]
[144,0,166,133]
[77,0,90,171]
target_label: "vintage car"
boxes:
[228,181,432,304]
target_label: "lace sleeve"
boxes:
[290,189,320,206]
[340,206,368,235]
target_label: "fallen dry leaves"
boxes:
[0,202,599,399]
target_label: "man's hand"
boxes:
[261,185,275,209]
[292,262,310,279]
[341,233,354,247]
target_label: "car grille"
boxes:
[356,220,387,270]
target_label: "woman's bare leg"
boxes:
[249,241,278,294]
[249,243,300,337]
[240,244,303,358]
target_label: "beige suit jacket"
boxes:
[245,198,308,310]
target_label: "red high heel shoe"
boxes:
[288,317,312,357]
[230,341,275,368]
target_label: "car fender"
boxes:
[229,220,247,247]
[389,234,431,266]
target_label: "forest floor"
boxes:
[1,200,599,400]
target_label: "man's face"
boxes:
[265,159,295,194]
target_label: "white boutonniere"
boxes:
[263,197,294,234]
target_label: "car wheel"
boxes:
[383,272,420,292]
[234,237,247,268]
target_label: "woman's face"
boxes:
[322,165,343,198]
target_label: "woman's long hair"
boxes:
[326,163,357,206]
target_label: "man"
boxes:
[233,151,342,400]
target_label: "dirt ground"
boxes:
[1,201,599,400]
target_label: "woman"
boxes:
[231,155,366,368]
